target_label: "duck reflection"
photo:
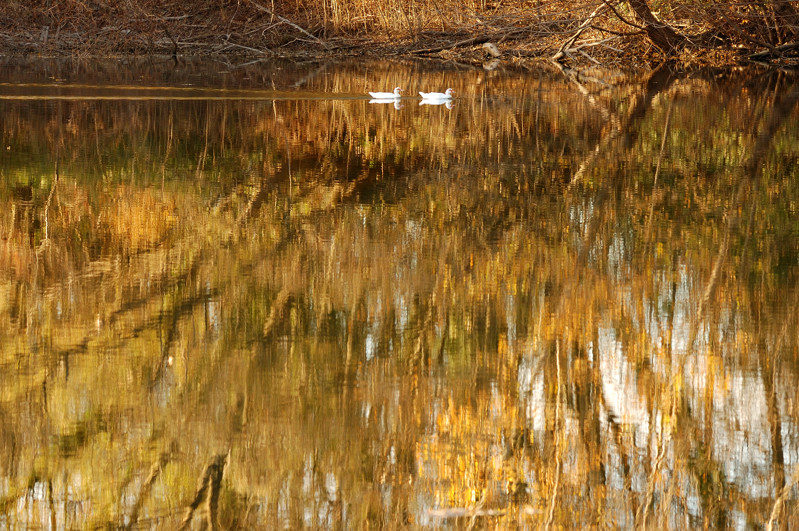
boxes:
[369,99,404,110]
[419,99,454,109]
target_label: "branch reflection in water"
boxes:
[0,58,798,529]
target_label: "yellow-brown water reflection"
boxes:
[0,59,798,529]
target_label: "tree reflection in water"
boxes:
[0,59,798,529]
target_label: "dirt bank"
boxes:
[2,1,797,69]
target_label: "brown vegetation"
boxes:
[3,1,799,67]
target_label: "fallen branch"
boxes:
[247,0,330,49]
[409,35,495,55]
[409,28,528,55]
[571,36,620,52]
[552,3,609,62]
[222,39,274,56]
[749,41,799,61]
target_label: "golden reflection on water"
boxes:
[0,59,798,529]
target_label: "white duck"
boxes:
[368,87,403,99]
[419,88,454,101]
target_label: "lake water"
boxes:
[1,57,798,529]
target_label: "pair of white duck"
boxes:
[369,87,454,106]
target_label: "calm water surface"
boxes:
[1,58,798,529]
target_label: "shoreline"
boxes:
[5,2,798,71]
[0,39,758,74]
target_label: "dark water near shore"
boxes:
[1,58,798,529]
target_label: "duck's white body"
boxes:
[368,87,403,99]
[419,88,454,100]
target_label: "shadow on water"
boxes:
[0,58,798,528]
